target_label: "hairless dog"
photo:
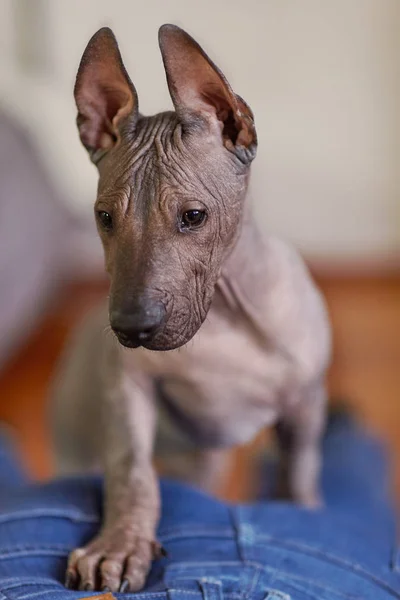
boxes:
[51,25,331,594]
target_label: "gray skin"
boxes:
[51,25,331,594]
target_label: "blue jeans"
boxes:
[0,414,398,599]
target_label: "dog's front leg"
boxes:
[275,381,327,508]
[66,372,160,594]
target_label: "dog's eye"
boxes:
[180,210,206,230]
[97,211,113,231]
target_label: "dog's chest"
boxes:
[131,316,285,447]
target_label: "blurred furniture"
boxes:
[0,111,69,368]
[0,110,103,370]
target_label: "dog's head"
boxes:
[74,25,257,350]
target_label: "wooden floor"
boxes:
[0,275,399,505]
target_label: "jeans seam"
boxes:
[166,562,260,599]
[1,590,169,600]
[0,549,69,561]
[15,589,63,600]
[0,578,62,589]
[168,587,239,600]
[264,592,290,600]
[0,544,71,552]
[166,558,400,600]
[229,507,244,563]
[250,559,400,600]
[0,509,98,524]
[271,577,344,600]
[244,565,261,600]
[198,579,223,600]
[171,592,202,596]
[166,561,244,574]
[159,527,234,539]
[250,534,400,597]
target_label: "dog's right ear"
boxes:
[158,24,257,165]
[74,28,138,163]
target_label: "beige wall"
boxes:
[1,0,399,262]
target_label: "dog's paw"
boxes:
[65,529,165,593]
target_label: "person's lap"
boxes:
[0,414,398,600]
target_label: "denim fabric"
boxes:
[0,416,398,600]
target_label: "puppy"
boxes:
[51,25,331,593]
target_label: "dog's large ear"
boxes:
[158,24,257,164]
[74,27,138,163]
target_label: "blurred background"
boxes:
[0,0,399,502]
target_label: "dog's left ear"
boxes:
[74,27,138,163]
[159,24,257,164]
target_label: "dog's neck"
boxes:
[214,205,269,325]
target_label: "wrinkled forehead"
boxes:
[98,112,241,207]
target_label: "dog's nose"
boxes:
[110,301,166,346]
